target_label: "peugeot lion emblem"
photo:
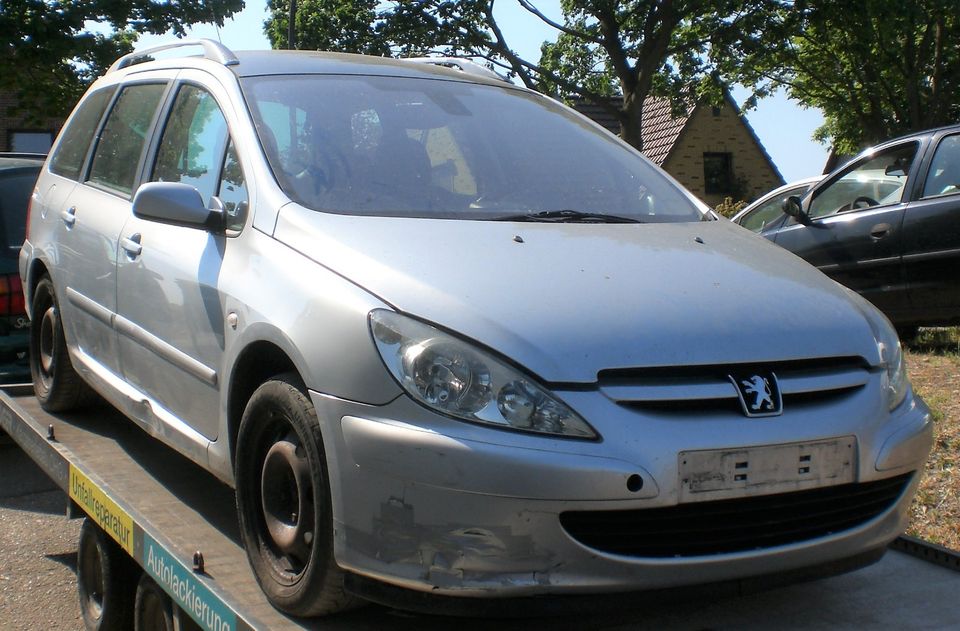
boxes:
[729,370,782,417]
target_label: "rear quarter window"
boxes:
[49,88,116,180]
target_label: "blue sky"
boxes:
[132,1,830,183]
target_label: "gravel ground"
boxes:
[0,439,82,631]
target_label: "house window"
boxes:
[704,152,733,195]
[9,131,54,153]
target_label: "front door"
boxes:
[116,82,248,440]
[773,142,920,322]
[900,132,960,325]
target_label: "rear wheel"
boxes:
[77,518,135,631]
[30,275,94,411]
[235,373,358,616]
[134,574,174,631]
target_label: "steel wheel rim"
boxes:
[38,305,57,383]
[260,428,315,576]
[79,539,105,619]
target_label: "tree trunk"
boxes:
[288,0,298,50]
[619,92,644,151]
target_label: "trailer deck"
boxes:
[2,386,958,630]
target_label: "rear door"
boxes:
[772,142,920,321]
[899,132,960,324]
[55,79,170,376]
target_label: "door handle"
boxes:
[61,206,77,227]
[121,233,142,258]
[870,223,891,240]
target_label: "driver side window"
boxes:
[153,85,229,205]
[808,143,918,219]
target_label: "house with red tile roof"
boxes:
[573,91,784,207]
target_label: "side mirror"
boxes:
[132,182,225,233]
[782,195,811,225]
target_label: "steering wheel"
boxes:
[851,195,879,209]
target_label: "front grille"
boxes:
[560,473,912,558]
[598,357,871,415]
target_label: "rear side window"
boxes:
[49,88,115,180]
[88,83,166,195]
[922,135,960,198]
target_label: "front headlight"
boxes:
[841,286,910,411]
[369,310,597,439]
[877,325,908,411]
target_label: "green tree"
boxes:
[0,1,244,119]
[266,0,389,54]
[729,0,960,154]
[267,0,774,150]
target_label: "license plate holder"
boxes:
[679,437,856,502]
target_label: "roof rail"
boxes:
[405,57,508,82]
[107,39,239,73]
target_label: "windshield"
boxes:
[241,74,702,222]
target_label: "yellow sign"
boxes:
[69,465,135,555]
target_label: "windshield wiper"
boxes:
[493,209,643,223]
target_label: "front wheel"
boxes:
[30,275,94,411]
[235,373,358,616]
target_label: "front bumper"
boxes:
[311,384,932,597]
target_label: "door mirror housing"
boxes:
[782,195,812,225]
[132,182,225,233]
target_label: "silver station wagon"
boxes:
[21,40,932,616]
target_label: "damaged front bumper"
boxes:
[309,386,931,598]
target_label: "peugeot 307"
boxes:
[20,40,932,616]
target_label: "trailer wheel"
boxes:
[77,518,135,631]
[134,574,174,631]
[30,275,94,411]
[235,373,358,616]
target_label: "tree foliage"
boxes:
[0,1,244,119]
[265,0,390,54]
[266,1,774,150]
[728,0,960,154]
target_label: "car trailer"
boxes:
[2,384,960,631]
[0,386,316,631]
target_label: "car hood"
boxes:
[274,206,882,383]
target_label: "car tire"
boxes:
[77,518,136,631]
[134,573,174,631]
[235,373,359,617]
[30,275,95,411]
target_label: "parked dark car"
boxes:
[0,153,42,381]
[740,126,960,333]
